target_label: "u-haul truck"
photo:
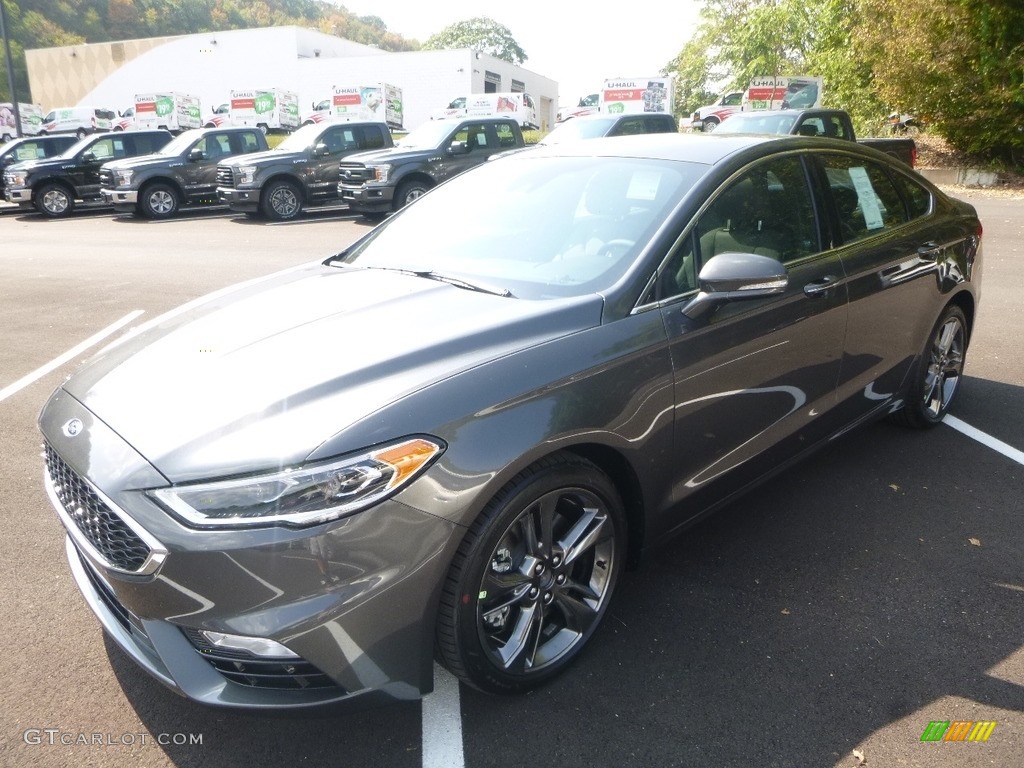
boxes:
[311,84,404,129]
[742,77,823,111]
[599,77,675,115]
[134,93,202,133]
[230,89,300,133]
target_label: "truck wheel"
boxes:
[34,183,74,218]
[702,118,720,133]
[257,123,270,136]
[75,128,88,139]
[394,179,432,211]
[261,180,302,221]
[139,182,180,219]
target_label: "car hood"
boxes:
[102,154,183,172]
[218,148,301,167]
[61,262,602,482]
[5,156,71,174]
[343,146,429,165]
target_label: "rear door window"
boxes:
[819,154,909,243]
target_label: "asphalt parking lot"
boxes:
[1,195,1021,768]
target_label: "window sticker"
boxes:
[848,166,884,230]
[626,171,661,201]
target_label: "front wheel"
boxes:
[890,304,968,428]
[436,454,625,694]
[702,119,720,133]
[261,180,302,221]
[393,179,431,211]
[138,182,179,219]
[34,183,74,218]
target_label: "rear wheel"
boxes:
[138,182,179,219]
[890,304,967,428]
[75,128,88,139]
[702,118,720,133]
[436,453,625,694]
[34,183,74,218]
[261,180,302,221]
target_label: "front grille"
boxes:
[338,163,371,185]
[216,165,234,187]
[98,168,114,188]
[182,628,341,691]
[45,444,152,572]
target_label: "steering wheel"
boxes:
[598,239,636,259]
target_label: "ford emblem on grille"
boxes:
[62,418,84,437]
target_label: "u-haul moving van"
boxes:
[134,93,202,133]
[599,77,675,115]
[1,103,44,140]
[742,77,823,111]
[230,89,300,133]
[431,93,539,129]
[39,106,115,137]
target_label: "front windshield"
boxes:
[395,120,458,149]
[275,123,324,151]
[156,129,204,155]
[716,114,797,135]
[340,154,706,300]
[541,117,618,145]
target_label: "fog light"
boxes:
[200,630,299,658]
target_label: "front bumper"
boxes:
[338,183,393,213]
[5,186,32,203]
[217,186,259,212]
[40,388,462,710]
[101,188,139,206]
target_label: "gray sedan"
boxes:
[38,133,982,709]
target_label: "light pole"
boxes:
[0,0,22,138]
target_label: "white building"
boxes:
[26,25,559,131]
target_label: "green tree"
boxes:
[422,17,526,65]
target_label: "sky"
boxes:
[331,1,704,106]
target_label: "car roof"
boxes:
[525,132,781,165]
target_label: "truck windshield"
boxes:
[541,117,619,144]
[396,121,461,149]
[276,123,325,151]
[157,130,204,155]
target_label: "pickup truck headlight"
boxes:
[5,170,27,188]
[148,437,444,528]
[113,169,133,187]
[237,165,257,185]
[367,163,392,184]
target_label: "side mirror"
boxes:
[682,252,788,320]
[188,147,205,162]
[447,140,470,155]
[313,142,330,157]
[82,151,97,163]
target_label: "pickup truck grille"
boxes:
[338,163,371,185]
[216,165,235,187]
[98,168,114,188]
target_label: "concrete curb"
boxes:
[918,167,999,187]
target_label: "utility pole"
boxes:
[0,0,22,138]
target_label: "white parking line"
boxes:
[945,415,1024,466]
[0,310,144,405]
[422,664,465,768]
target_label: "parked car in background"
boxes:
[38,133,981,711]
[557,92,599,122]
[216,120,393,220]
[39,106,117,139]
[713,108,917,167]
[3,130,172,217]
[203,103,231,129]
[100,126,269,219]
[0,135,77,198]
[539,112,678,145]
[339,116,525,218]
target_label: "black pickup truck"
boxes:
[3,130,172,217]
[216,121,394,220]
[0,134,77,198]
[100,126,268,218]
[338,116,525,218]
[714,108,917,167]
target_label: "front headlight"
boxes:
[148,437,444,528]
[367,163,392,184]
[5,170,28,188]
[114,169,133,187]
[237,165,257,185]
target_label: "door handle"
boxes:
[803,275,839,297]
[917,242,941,257]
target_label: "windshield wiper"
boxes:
[364,266,515,298]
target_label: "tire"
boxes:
[34,183,74,218]
[138,182,179,219]
[75,128,88,139]
[703,118,720,133]
[260,180,302,221]
[393,179,432,211]
[890,304,968,429]
[257,123,269,136]
[436,453,626,694]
